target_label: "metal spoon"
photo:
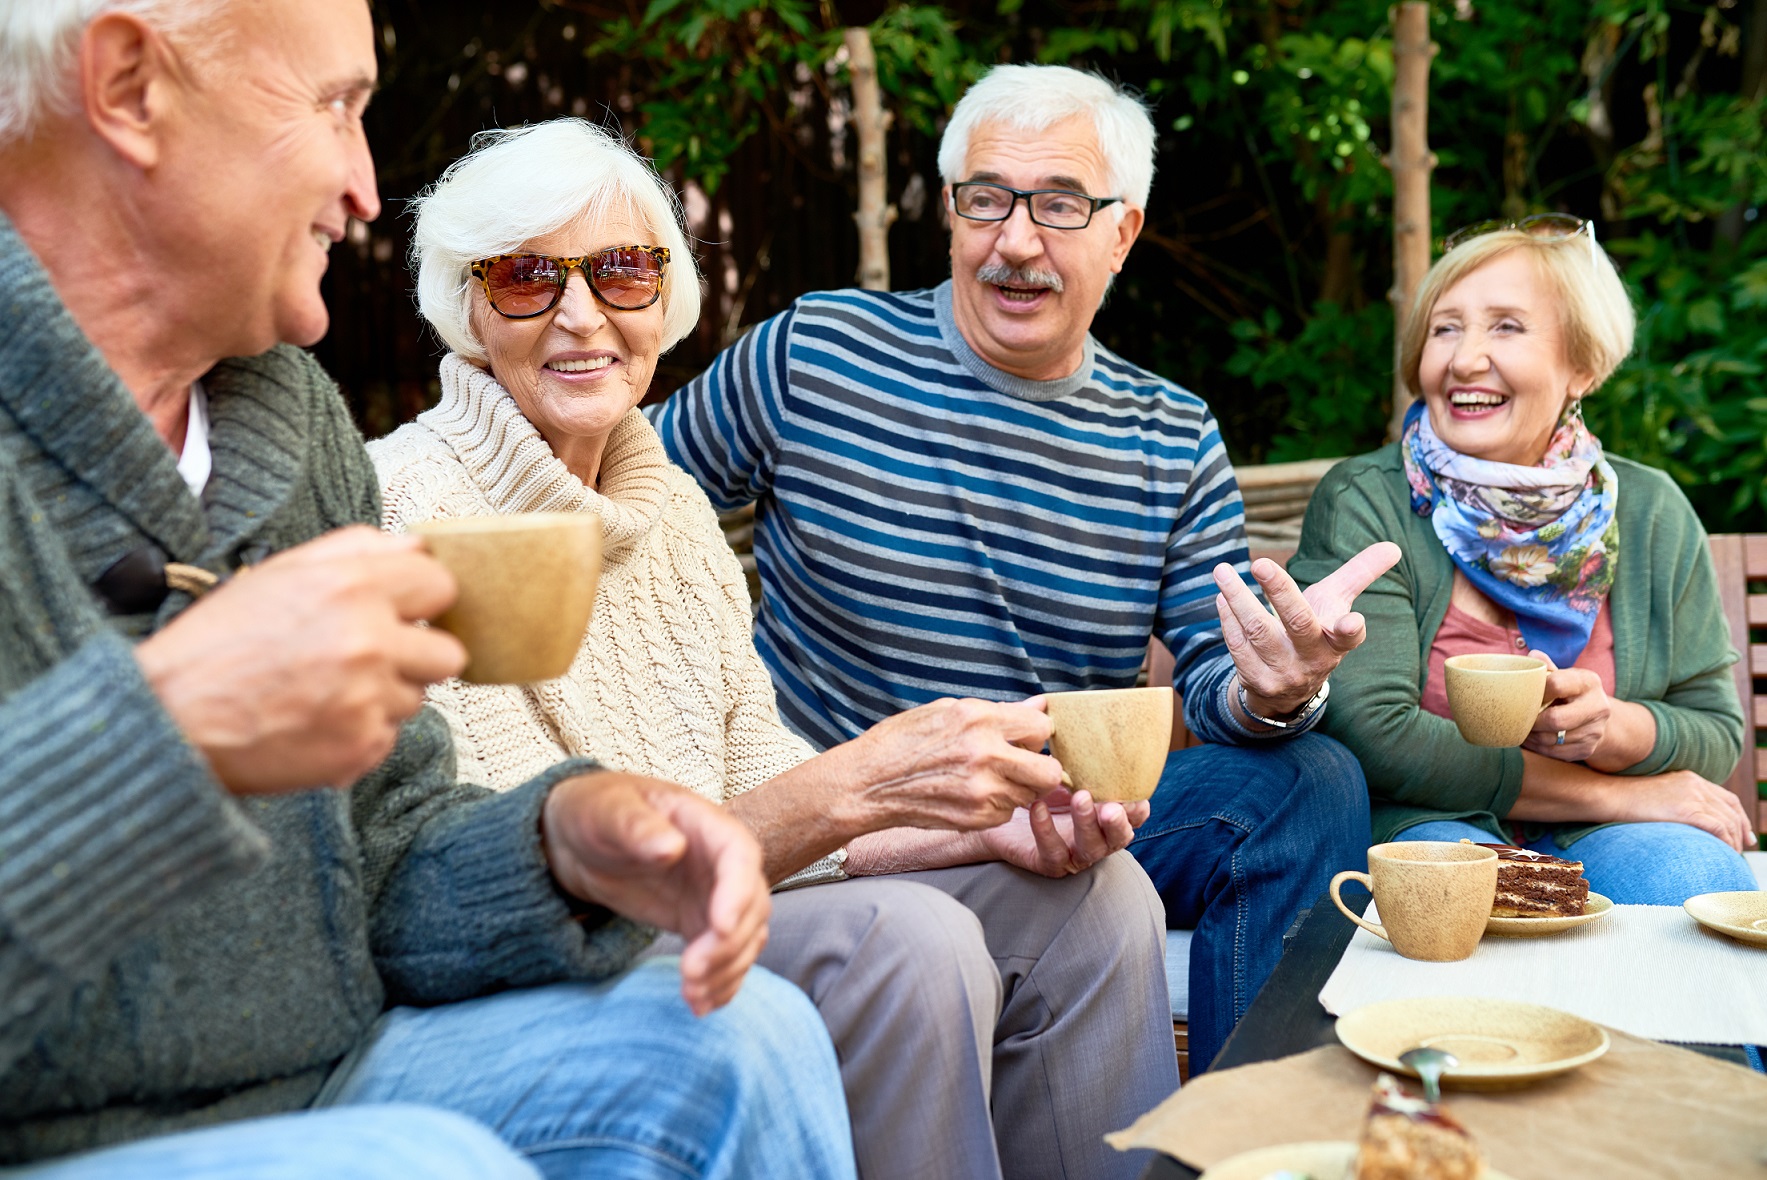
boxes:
[1399,1046,1459,1103]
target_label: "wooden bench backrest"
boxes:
[1709,534,1766,830]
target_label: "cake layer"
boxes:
[1474,842,1591,918]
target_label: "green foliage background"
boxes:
[337,0,1765,530]
[593,0,1766,529]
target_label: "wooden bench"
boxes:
[1709,534,1767,831]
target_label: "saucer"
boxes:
[1485,892,1613,937]
[1335,996,1610,1090]
[1684,891,1767,947]
[1198,1140,1518,1180]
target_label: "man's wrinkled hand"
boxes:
[135,526,465,794]
[1215,541,1401,717]
[845,697,1062,831]
[976,788,1148,878]
[541,771,771,1015]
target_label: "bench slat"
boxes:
[1747,535,1767,578]
[1751,595,1767,626]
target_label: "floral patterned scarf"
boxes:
[1401,399,1619,667]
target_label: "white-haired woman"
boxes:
[369,118,1176,1180]
[1292,216,1757,903]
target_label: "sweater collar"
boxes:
[931,280,1098,402]
[420,353,672,555]
[0,211,208,577]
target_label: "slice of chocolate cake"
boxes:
[1354,1073,1482,1180]
[1475,841,1589,917]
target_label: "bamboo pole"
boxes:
[844,26,895,291]
[1387,2,1436,439]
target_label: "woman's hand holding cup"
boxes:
[1522,650,1611,763]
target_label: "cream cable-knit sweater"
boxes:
[368,354,823,838]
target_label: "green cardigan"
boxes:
[1290,443,1743,848]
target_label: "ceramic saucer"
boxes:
[1335,996,1610,1090]
[1684,891,1767,948]
[1199,1139,1518,1180]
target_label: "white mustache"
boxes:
[975,262,1064,293]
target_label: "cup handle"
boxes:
[1329,871,1388,942]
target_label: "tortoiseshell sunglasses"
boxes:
[469,245,670,318]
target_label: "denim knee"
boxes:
[1570,822,1758,905]
[1276,733,1371,850]
[10,1105,536,1180]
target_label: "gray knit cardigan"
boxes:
[0,214,651,1163]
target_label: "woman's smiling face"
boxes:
[1418,250,1595,467]
[470,209,666,480]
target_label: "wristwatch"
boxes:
[1236,677,1330,730]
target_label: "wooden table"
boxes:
[1137,891,1751,1179]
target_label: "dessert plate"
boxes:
[1684,891,1767,948]
[1335,996,1609,1090]
[1484,891,1613,937]
[1197,1140,1518,1180]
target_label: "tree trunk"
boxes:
[845,27,895,291]
[1387,2,1436,440]
[1717,0,1767,247]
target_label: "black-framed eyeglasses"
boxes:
[950,182,1122,230]
[469,245,670,318]
[1440,214,1590,254]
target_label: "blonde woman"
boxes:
[1292,215,1757,903]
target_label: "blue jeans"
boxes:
[1128,734,1371,1074]
[13,962,856,1180]
[1397,820,1758,905]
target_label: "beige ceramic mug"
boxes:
[1329,841,1499,961]
[1043,686,1174,803]
[411,512,601,685]
[1443,653,1550,747]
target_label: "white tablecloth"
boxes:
[1319,902,1767,1045]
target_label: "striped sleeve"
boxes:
[649,305,797,513]
[1156,412,1320,743]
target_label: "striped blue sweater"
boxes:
[652,282,1310,751]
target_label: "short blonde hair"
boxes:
[1399,227,1636,399]
[410,119,701,361]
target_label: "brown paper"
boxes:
[1107,1031,1767,1179]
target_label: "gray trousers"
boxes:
[656,852,1177,1180]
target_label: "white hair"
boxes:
[0,0,226,145]
[411,119,702,361]
[937,64,1156,216]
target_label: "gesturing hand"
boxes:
[136,526,466,794]
[1214,541,1402,717]
[977,789,1149,878]
[542,771,771,1016]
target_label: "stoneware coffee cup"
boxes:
[410,512,601,685]
[1443,653,1550,747]
[1043,686,1174,803]
[1329,841,1499,962]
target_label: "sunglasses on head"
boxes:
[470,245,670,318]
[1440,214,1591,254]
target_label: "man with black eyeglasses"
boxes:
[654,62,1401,1081]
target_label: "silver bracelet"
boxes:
[1236,677,1330,730]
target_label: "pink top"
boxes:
[1420,600,1617,720]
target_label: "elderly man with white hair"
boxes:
[654,64,1403,1076]
[0,1,857,1177]
[371,117,1178,1180]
